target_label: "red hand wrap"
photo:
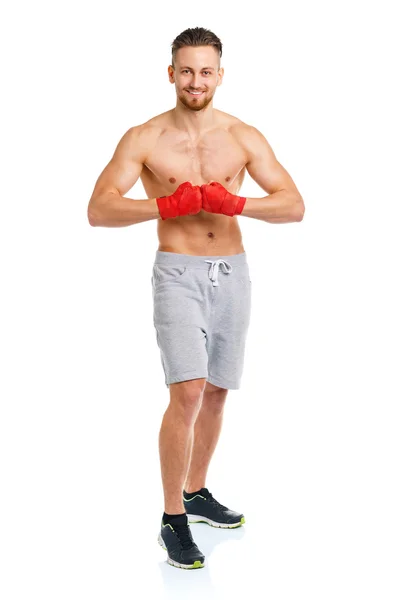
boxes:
[156,182,202,220]
[201,182,246,216]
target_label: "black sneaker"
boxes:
[157,514,205,569]
[183,487,245,528]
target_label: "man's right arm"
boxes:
[87,125,160,227]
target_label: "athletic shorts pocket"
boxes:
[152,264,188,288]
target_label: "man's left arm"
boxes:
[239,125,305,223]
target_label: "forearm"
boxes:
[240,190,305,223]
[87,192,160,227]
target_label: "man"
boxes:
[87,26,305,570]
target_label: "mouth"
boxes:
[186,90,205,97]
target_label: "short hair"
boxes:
[171,27,222,69]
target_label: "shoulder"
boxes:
[213,110,262,143]
[128,115,165,144]
[214,111,268,148]
[214,109,247,132]
[121,113,170,160]
[228,120,274,161]
[228,120,266,146]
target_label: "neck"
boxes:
[172,100,215,138]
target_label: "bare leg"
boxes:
[184,383,228,493]
[159,378,206,514]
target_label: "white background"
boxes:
[1,0,399,598]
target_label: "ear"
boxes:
[168,65,175,83]
[217,67,224,86]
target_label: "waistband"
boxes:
[154,250,248,287]
[154,250,248,269]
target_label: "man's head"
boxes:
[168,27,224,112]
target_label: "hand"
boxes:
[201,181,246,217]
[156,181,202,220]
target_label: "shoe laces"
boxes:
[173,523,194,550]
[206,492,229,512]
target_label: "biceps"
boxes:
[90,126,147,200]
[246,155,298,196]
[91,155,143,199]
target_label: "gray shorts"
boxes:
[151,250,252,390]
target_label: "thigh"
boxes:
[152,263,210,386]
[154,321,208,385]
[206,265,252,390]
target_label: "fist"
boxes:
[156,181,202,220]
[201,181,246,217]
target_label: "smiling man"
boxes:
[87,26,305,570]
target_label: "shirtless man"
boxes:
[87,27,305,570]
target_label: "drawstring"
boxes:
[204,259,233,287]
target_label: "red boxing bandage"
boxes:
[156,181,202,220]
[201,182,246,217]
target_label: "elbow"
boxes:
[87,190,117,226]
[87,200,100,226]
[293,196,305,222]
[88,213,99,227]
[87,210,98,227]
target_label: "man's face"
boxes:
[169,45,223,112]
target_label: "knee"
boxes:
[169,378,206,423]
[202,385,228,413]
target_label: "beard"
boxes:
[178,89,214,112]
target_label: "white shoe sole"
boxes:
[186,514,245,528]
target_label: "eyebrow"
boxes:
[180,66,215,70]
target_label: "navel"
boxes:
[207,232,214,238]
[169,177,176,184]
[225,176,231,182]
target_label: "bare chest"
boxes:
[143,130,247,190]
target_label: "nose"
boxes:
[191,74,202,89]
